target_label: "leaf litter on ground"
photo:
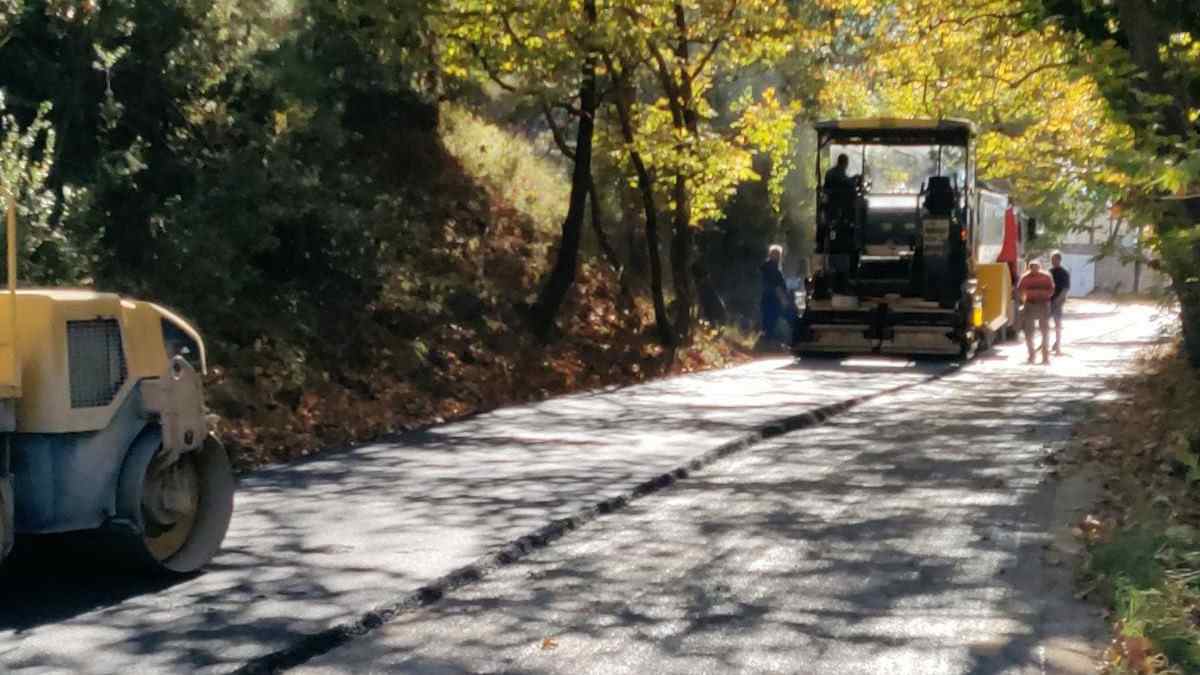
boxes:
[1065,339,1200,674]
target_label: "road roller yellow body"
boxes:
[0,200,233,574]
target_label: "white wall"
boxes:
[1058,255,1095,297]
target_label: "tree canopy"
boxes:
[2,0,1199,455]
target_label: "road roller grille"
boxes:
[66,319,127,408]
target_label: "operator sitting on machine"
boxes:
[822,153,861,293]
[823,153,857,224]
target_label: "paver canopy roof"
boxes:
[815,118,975,145]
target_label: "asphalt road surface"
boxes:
[0,300,1171,674]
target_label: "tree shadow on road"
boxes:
[0,306,1159,674]
[0,352,943,674]
[292,324,1156,674]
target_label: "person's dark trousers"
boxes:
[783,299,800,343]
[761,296,781,339]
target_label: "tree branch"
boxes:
[999,60,1076,89]
[689,0,738,81]
[540,99,576,161]
[500,13,530,51]
[466,42,521,93]
[927,9,1035,31]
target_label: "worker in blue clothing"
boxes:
[1049,251,1071,355]
[761,245,790,343]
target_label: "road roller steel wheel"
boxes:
[142,451,202,563]
[120,434,235,574]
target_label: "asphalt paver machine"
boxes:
[0,198,233,573]
[794,118,1032,358]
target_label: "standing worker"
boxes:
[1049,251,1070,355]
[761,244,789,344]
[1017,259,1056,364]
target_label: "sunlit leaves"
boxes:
[734,87,802,210]
[0,95,54,208]
[833,0,1137,233]
[438,0,803,227]
[436,0,583,101]
[601,0,800,223]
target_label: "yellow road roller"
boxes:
[0,198,234,573]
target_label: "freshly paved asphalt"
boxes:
[287,302,1166,675]
[0,301,1169,674]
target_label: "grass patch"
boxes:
[439,102,569,238]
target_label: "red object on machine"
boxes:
[997,206,1021,283]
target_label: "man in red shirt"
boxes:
[1017,260,1056,364]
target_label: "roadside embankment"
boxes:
[1068,338,1200,674]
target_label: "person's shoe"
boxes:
[1041,357,1050,365]
[1027,355,1036,364]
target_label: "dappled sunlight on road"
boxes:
[0,328,946,673]
[290,300,1171,675]
[0,300,1169,674]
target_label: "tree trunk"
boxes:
[1176,277,1200,368]
[529,0,598,339]
[641,174,674,347]
[692,257,728,325]
[607,55,674,346]
[587,177,634,311]
[665,0,698,343]
[670,172,697,339]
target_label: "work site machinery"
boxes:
[794,118,1036,358]
[0,198,234,573]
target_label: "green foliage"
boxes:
[0,95,54,234]
[604,0,802,223]
[0,0,23,40]
[1091,525,1166,590]
[820,0,1129,239]
[1090,522,1200,673]
[0,0,441,367]
[0,94,91,284]
[438,0,807,224]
